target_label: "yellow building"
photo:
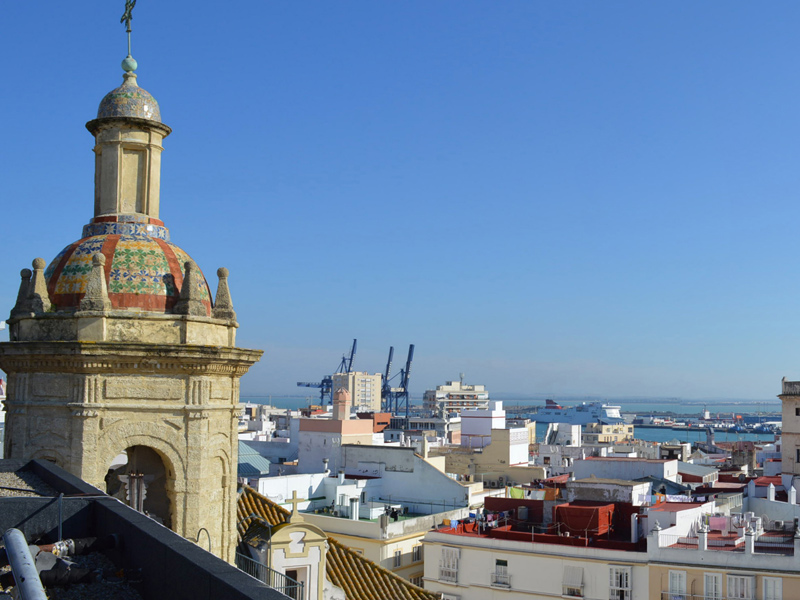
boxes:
[583,422,635,444]
[332,372,382,411]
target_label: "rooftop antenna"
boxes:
[460,372,465,386]
[120,0,138,73]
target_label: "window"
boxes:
[412,545,422,562]
[763,577,782,600]
[491,559,510,587]
[609,566,630,600]
[726,576,753,600]
[562,565,584,597]
[410,576,423,587]
[394,550,402,567]
[669,570,687,600]
[439,547,459,583]
[704,573,722,600]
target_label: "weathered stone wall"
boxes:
[0,337,261,563]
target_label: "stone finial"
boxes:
[23,258,52,314]
[9,268,33,318]
[79,254,112,312]
[174,261,206,316]
[212,267,237,321]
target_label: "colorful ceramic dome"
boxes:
[97,72,161,122]
[45,225,211,314]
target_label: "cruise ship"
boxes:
[532,399,623,424]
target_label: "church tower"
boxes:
[0,14,262,563]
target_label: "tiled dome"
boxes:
[97,73,161,122]
[45,229,211,314]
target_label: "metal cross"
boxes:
[120,0,136,56]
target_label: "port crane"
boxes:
[381,344,414,418]
[296,339,357,404]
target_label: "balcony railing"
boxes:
[491,572,511,587]
[236,552,304,599]
[439,568,458,583]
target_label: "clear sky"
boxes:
[2,2,800,401]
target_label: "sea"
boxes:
[240,395,782,445]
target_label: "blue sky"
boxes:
[2,2,800,401]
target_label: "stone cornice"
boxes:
[0,341,263,376]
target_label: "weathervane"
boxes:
[120,0,138,73]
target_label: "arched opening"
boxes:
[105,445,172,528]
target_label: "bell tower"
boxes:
[0,7,262,563]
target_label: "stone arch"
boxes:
[30,448,66,468]
[97,421,188,531]
[98,421,187,486]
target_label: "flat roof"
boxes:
[572,477,645,487]
[649,502,703,512]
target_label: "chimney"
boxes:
[338,469,345,484]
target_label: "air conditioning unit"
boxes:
[775,520,785,530]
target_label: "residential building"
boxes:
[572,457,680,483]
[239,486,439,600]
[423,378,490,416]
[583,422,635,444]
[332,372,382,412]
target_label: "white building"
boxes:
[460,400,509,449]
[572,457,680,483]
[423,378,490,416]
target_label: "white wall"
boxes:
[257,473,330,511]
[573,458,678,482]
[342,445,471,512]
[423,531,649,600]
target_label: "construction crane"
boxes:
[296,339,357,405]
[382,344,414,418]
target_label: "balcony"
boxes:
[491,572,511,588]
[439,568,458,583]
[236,553,304,599]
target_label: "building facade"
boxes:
[332,372,382,411]
[423,378,490,416]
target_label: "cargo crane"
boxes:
[382,344,414,418]
[296,339,357,405]
[380,346,394,409]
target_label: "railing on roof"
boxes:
[236,552,304,599]
[782,380,800,395]
[715,493,743,510]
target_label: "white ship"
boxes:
[533,399,623,425]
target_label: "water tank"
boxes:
[517,506,528,521]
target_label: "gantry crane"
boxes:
[381,344,414,418]
[296,339,357,405]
